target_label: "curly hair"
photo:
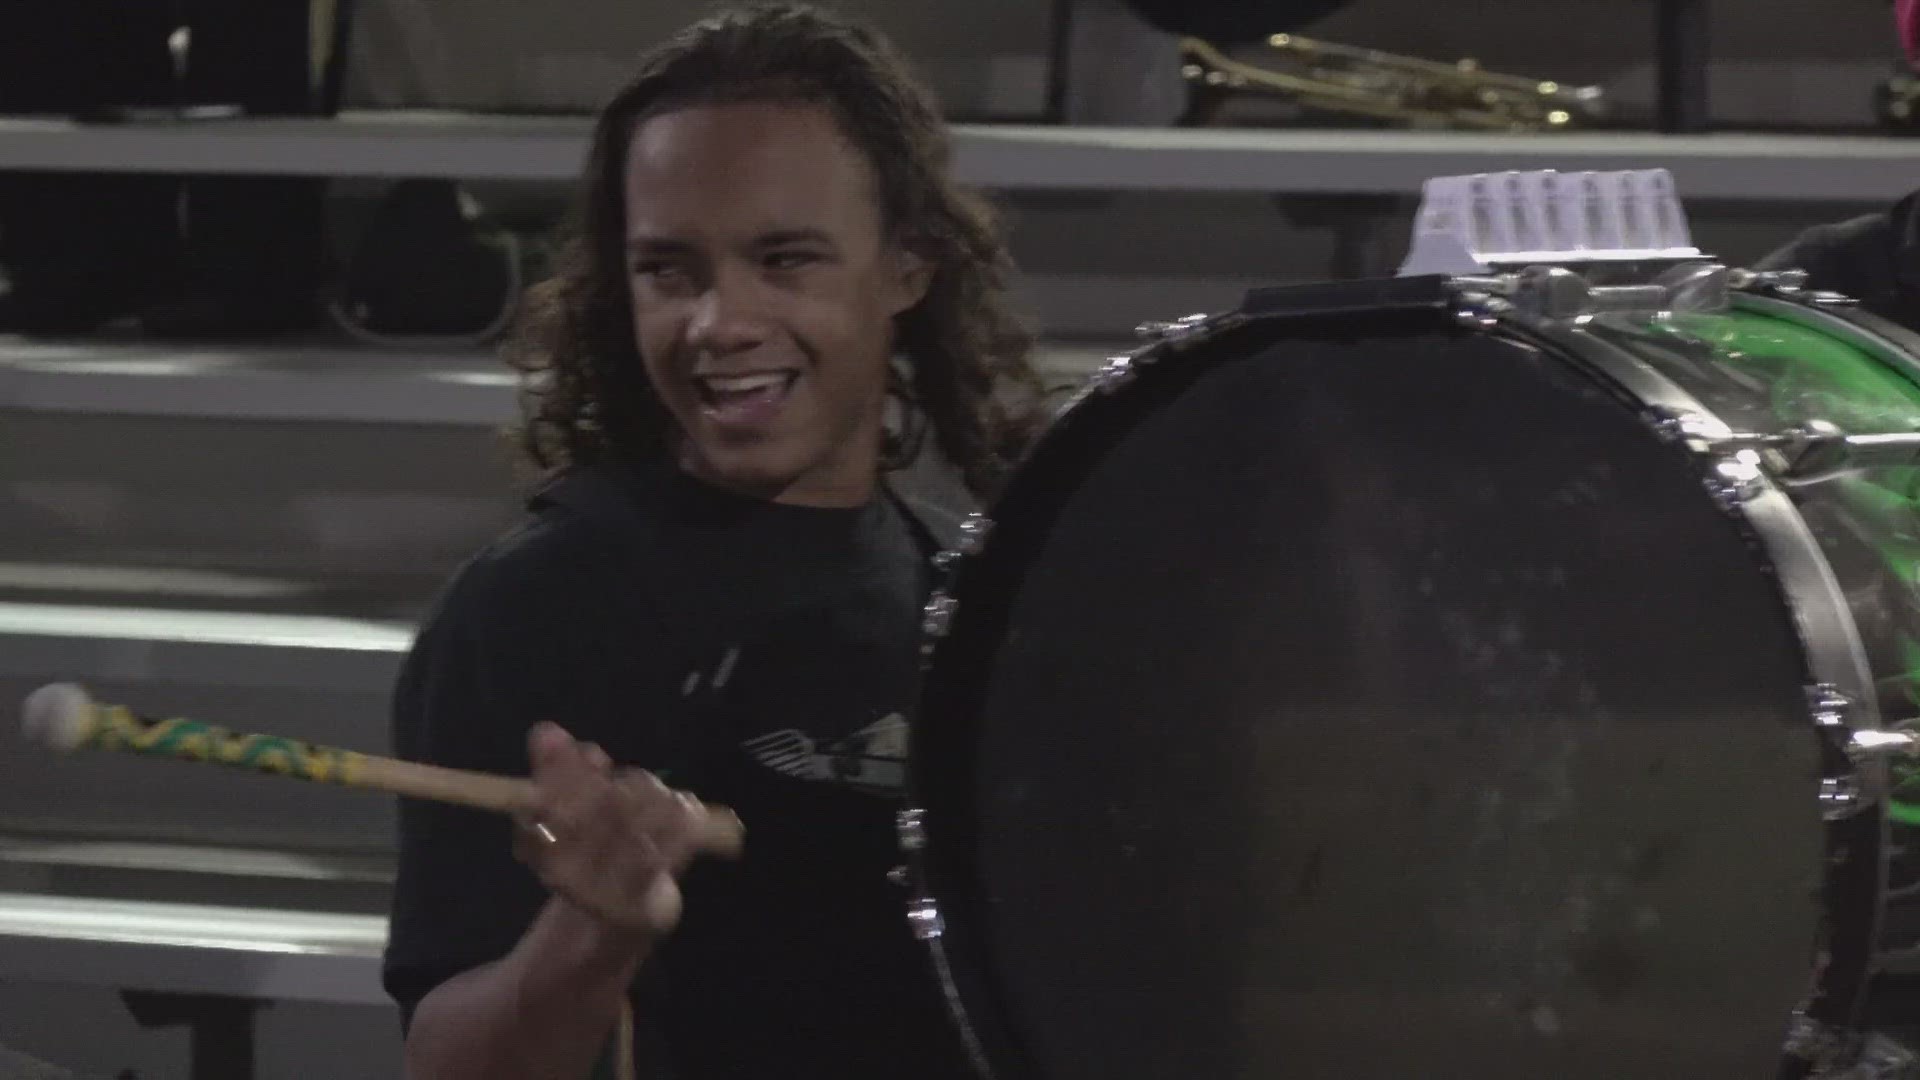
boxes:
[505,3,1047,502]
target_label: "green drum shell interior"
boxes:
[1587,299,1920,955]
[1614,303,1920,733]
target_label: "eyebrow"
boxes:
[624,227,837,254]
[625,235,694,256]
[755,227,835,248]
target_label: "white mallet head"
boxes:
[21,683,97,752]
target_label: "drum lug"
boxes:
[1681,420,1920,487]
[1090,355,1138,394]
[1803,1027,1920,1080]
[1806,290,1863,308]
[958,514,994,556]
[1646,405,1725,445]
[1115,312,1206,391]
[1822,775,1868,820]
[1834,671,1920,763]
[1810,684,1853,729]
[1703,450,1768,506]
[1135,312,1211,342]
[907,897,946,940]
[1450,289,1506,328]
[1730,267,1808,295]
[1802,683,1916,821]
[887,865,911,887]
[1849,1032,1920,1079]
[1136,309,1246,355]
[1784,1012,1852,1073]
[1641,407,1769,504]
[1453,304,1500,328]
[930,517,986,576]
[896,807,928,852]
[1782,1017,1920,1077]
[922,594,959,639]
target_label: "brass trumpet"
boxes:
[1179,33,1608,133]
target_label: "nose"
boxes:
[686,271,769,357]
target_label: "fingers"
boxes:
[513,723,743,933]
[643,873,684,928]
[528,723,611,784]
[611,780,741,866]
[526,727,636,831]
[582,743,613,774]
[527,721,577,772]
[630,788,701,875]
[698,804,746,859]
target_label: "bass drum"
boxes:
[903,271,1901,1080]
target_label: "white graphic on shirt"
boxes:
[682,646,741,698]
[741,713,908,795]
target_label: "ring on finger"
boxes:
[532,821,558,845]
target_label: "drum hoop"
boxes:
[1525,302,1883,737]
[1743,293,1920,988]
[900,281,1891,1074]
[1736,290,1920,428]
[1507,298,1890,1052]
[901,309,1274,1078]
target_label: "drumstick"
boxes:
[18,682,744,859]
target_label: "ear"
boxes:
[885,244,934,318]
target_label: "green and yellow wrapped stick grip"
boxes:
[21,681,734,1080]
[18,682,742,856]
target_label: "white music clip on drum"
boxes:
[1398,167,1700,276]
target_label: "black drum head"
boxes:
[914,325,1828,1079]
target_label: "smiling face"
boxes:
[622,98,929,507]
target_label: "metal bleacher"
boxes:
[11,111,1920,197]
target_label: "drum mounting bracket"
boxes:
[1703,420,1920,486]
[1450,261,1732,324]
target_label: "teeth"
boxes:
[701,373,787,394]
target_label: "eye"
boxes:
[765,250,821,271]
[632,261,699,296]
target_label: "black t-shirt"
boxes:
[1756,190,1920,335]
[381,459,978,1079]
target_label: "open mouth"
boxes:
[693,370,800,421]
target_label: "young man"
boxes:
[381,6,1047,1078]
